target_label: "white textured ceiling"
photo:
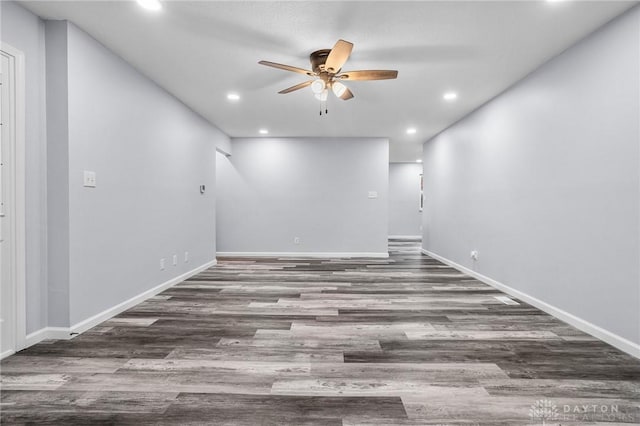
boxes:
[20,0,637,162]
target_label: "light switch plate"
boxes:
[83,171,96,188]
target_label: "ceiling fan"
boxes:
[258,39,398,104]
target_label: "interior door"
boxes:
[0,51,15,358]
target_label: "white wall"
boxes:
[389,163,422,237]
[422,6,640,348]
[1,1,48,333]
[217,137,389,256]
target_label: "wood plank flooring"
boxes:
[1,239,639,425]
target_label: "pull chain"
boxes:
[319,99,328,116]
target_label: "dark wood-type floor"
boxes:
[1,239,639,425]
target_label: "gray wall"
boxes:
[2,1,229,333]
[44,20,70,327]
[1,1,48,333]
[64,22,226,325]
[217,137,389,256]
[422,7,640,344]
[389,163,423,237]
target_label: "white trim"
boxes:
[494,295,520,306]
[217,252,389,259]
[0,43,27,352]
[71,259,217,335]
[215,146,231,157]
[0,349,15,360]
[17,259,218,351]
[24,328,51,347]
[24,327,71,347]
[13,45,26,352]
[421,248,640,359]
[388,235,422,239]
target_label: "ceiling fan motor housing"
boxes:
[310,49,332,74]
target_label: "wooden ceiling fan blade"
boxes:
[258,60,314,76]
[324,39,353,74]
[337,70,398,81]
[278,80,313,94]
[340,87,354,100]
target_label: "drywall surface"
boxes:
[422,7,640,344]
[1,1,48,333]
[44,20,70,327]
[65,23,224,325]
[217,137,389,256]
[389,163,422,237]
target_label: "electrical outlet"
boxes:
[172,254,178,266]
[470,250,479,261]
[294,237,300,245]
[184,251,189,263]
[160,258,165,270]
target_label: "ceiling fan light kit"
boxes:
[311,79,326,94]
[332,81,347,98]
[259,39,398,115]
[314,90,328,102]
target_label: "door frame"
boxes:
[1,42,26,357]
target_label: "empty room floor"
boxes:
[1,239,639,424]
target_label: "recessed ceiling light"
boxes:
[406,128,417,135]
[227,93,240,101]
[136,0,162,11]
[443,92,458,101]
[259,129,269,135]
[416,159,423,163]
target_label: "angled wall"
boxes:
[422,6,640,353]
[64,22,226,326]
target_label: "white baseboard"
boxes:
[421,248,640,359]
[388,235,422,239]
[19,259,218,351]
[1,349,16,360]
[71,259,217,335]
[24,327,72,346]
[217,252,389,259]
